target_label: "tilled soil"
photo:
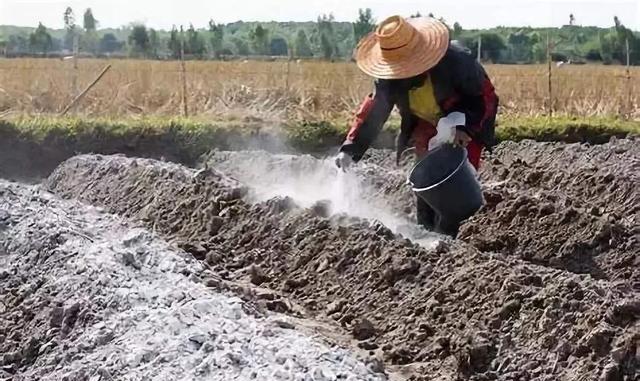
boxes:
[202,150,437,245]
[0,180,386,381]
[357,139,640,287]
[46,152,639,380]
[460,138,640,288]
[204,139,640,286]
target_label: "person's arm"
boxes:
[448,59,487,139]
[339,80,395,162]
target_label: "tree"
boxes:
[8,34,29,54]
[64,7,75,31]
[79,8,98,54]
[29,22,53,54]
[453,22,463,39]
[270,37,288,56]
[250,24,270,55]
[208,20,224,58]
[294,29,313,57]
[531,42,547,63]
[99,33,123,53]
[599,31,615,63]
[148,28,160,58]
[410,12,422,18]
[168,26,181,58]
[83,8,96,31]
[610,16,639,64]
[316,14,336,59]
[320,32,333,59]
[569,14,575,26]
[463,33,506,62]
[185,24,206,57]
[353,8,375,42]
[63,7,76,50]
[232,37,250,56]
[128,24,150,56]
[585,48,602,61]
[507,31,534,62]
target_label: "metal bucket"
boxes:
[408,144,484,226]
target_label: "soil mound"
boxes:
[0,180,384,380]
[46,154,639,380]
[460,138,640,287]
[354,139,639,286]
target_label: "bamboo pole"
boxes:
[625,38,632,118]
[285,58,291,93]
[72,33,79,94]
[60,64,111,116]
[180,25,189,118]
[547,33,553,117]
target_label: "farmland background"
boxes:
[1,58,638,120]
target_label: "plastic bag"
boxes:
[428,112,466,151]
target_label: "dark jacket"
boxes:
[340,44,499,162]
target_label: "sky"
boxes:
[1,0,639,30]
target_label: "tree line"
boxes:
[1,7,639,65]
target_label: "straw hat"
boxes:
[355,16,450,80]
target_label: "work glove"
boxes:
[429,112,467,150]
[335,152,353,171]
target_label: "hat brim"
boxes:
[355,17,450,80]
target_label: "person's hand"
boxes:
[335,152,353,171]
[454,128,472,147]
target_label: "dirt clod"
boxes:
[352,318,376,341]
[249,265,269,286]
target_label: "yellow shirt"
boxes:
[408,75,442,125]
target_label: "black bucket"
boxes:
[408,144,484,225]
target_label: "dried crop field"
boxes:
[0,58,638,119]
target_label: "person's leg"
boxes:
[467,141,483,170]
[434,141,483,238]
[416,195,436,230]
[434,214,461,238]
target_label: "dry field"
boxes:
[0,58,638,120]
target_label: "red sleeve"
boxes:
[339,81,395,162]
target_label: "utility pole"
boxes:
[477,35,482,62]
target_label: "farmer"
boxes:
[335,15,498,236]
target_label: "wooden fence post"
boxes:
[477,35,482,62]
[285,58,291,93]
[180,25,188,118]
[547,33,553,117]
[60,64,111,116]
[72,33,79,94]
[626,38,632,118]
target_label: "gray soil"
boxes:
[0,180,386,381]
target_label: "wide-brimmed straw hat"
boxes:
[355,15,450,80]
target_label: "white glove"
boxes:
[429,112,466,150]
[335,152,353,171]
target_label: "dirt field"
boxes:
[0,136,638,380]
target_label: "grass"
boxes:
[2,115,638,157]
[496,115,640,143]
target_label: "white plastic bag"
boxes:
[428,112,466,151]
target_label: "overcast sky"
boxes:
[1,0,639,30]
